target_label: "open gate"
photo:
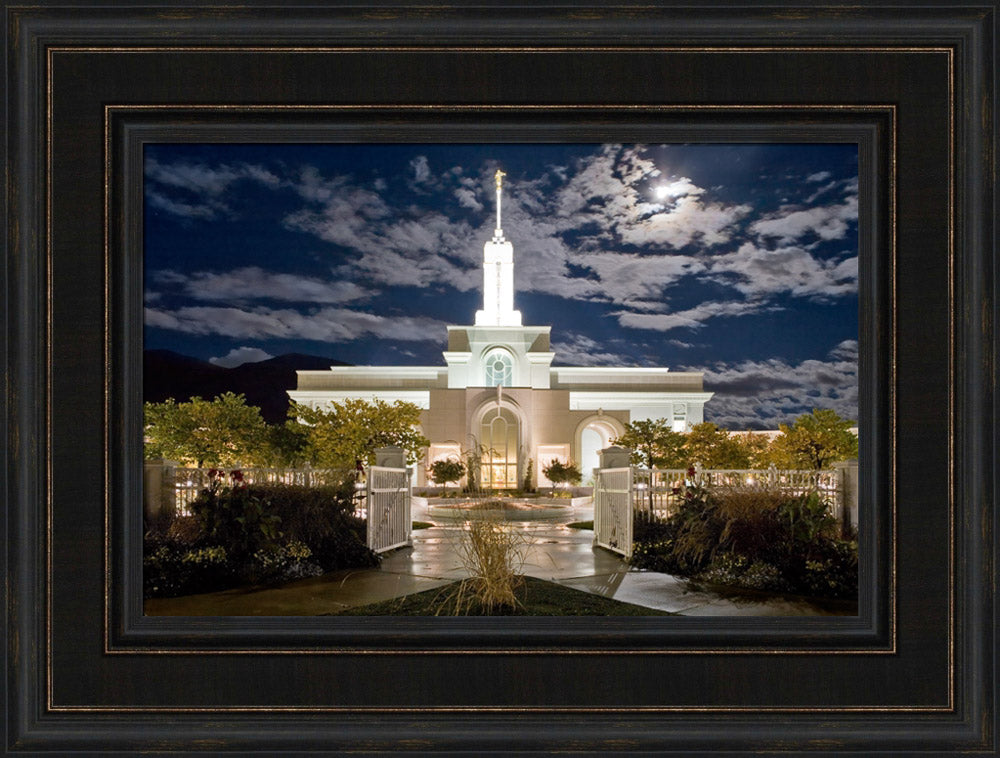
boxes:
[365,465,412,553]
[593,466,633,558]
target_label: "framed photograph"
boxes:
[4,2,994,754]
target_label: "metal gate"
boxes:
[366,465,412,553]
[593,466,633,558]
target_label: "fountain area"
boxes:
[416,494,593,524]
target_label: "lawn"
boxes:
[331,575,674,616]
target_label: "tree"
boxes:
[727,431,775,470]
[144,392,269,467]
[766,408,859,470]
[612,419,686,469]
[429,458,465,490]
[291,398,429,469]
[683,422,753,469]
[259,420,311,467]
[542,459,582,490]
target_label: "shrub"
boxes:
[629,482,857,599]
[143,535,234,598]
[145,474,378,598]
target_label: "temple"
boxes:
[289,169,713,488]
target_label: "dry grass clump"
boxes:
[437,516,530,615]
[670,483,791,570]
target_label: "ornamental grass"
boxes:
[437,515,530,615]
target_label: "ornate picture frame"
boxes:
[4,2,994,754]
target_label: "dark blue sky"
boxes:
[144,143,859,429]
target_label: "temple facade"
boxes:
[289,170,713,488]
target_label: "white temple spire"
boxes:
[475,168,522,326]
[476,169,521,326]
[494,168,505,238]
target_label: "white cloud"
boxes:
[410,155,431,184]
[685,344,858,429]
[144,158,283,219]
[614,299,778,332]
[152,267,372,304]
[209,346,274,368]
[706,242,858,300]
[146,188,221,219]
[550,333,641,366]
[750,195,858,243]
[620,195,752,248]
[805,171,832,183]
[144,305,449,344]
[454,187,483,211]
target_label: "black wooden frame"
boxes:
[4,2,995,755]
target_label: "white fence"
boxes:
[143,463,355,519]
[631,465,842,522]
[593,463,857,559]
[593,467,634,557]
[143,458,414,555]
[365,465,412,554]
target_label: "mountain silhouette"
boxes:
[143,350,349,423]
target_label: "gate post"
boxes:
[375,446,406,468]
[831,459,859,535]
[143,459,178,523]
[598,445,631,469]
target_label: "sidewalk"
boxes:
[145,501,854,616]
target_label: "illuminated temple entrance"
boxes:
[481,407,519,488]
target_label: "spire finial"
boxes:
[494,168,506,238]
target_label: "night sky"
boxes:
[144,143,859,430]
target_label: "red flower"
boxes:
[686,466,696,477]
[671,487,681,496]
[230,469,244,482]
[207,468,219,478]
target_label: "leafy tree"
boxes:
[542,459,582,489]
[683,422,753,469]
[258,420,311,467]
[727,431,775,470]
[766,408,859,470]
[144,392,268,467]
[612,419,687,469]
[291,398,429,469]
[429,459,465,490]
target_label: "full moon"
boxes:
[654,185,670,200]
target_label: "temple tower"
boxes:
[475,169,522,327]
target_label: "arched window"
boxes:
[483,348,513,387]
[480,407,519,488]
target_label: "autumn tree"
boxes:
[291,398,429,469]
[727,431,775,470]
[766,408,859,469]
[143,392,269,467]
[612,419,686,469]
[683,422,753,469]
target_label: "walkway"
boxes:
[145,500,854,617]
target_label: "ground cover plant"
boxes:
[144,471,378,598]
[333,576,674,616]
[630,478,857,599]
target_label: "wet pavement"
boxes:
[145,498,855,616]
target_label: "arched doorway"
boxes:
[480,406,519,488]
[576,417,625,484]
